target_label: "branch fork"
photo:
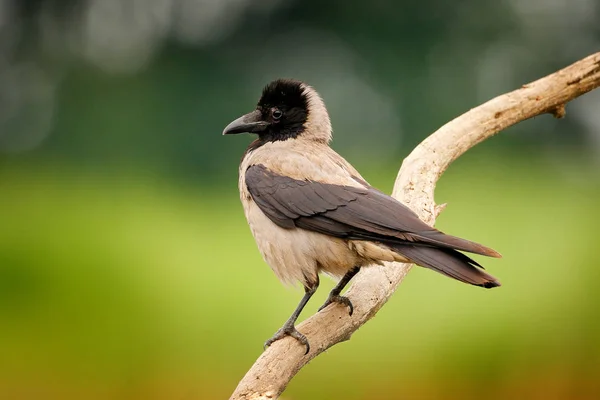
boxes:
[230,52,600,400]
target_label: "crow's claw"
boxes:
[318,294,354,315]
[264,323,310,354]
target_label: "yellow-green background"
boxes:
[1,1,599,399]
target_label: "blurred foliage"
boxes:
[0,0,600,399]
[1,0,599,177]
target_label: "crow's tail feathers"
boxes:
[411,231,502,258]
[394,244,501,288]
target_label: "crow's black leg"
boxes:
[264,279,318,355]
[318,266,361,315]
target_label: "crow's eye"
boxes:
[272,109,283,120]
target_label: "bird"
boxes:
[223,79,501,354]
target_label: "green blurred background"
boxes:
[1,1,599,399]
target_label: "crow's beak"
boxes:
[222,110,269,135]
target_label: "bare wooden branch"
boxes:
[230,52,600,400]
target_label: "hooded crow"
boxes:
[223,79,501,354]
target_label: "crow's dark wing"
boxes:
[245,164,500,258]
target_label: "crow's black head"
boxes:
[223,79,332,144]
[255,79,309,141]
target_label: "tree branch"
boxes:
[230,52,600,400]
